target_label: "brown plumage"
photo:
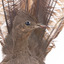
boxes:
[1,10,48,64]
[1,0,64,64]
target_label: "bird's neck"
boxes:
[13,31,33,53]
[21,31,33,40]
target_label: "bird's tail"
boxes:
[2,0,53,33]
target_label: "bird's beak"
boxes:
[38,24,48,28]
[35,23,48,28]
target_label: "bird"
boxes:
[0,10,48,64]
[1,0,63,64]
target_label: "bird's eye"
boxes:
[25,21,31,25]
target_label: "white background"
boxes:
[45,27,64,64]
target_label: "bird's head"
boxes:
[13,10,48,33]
